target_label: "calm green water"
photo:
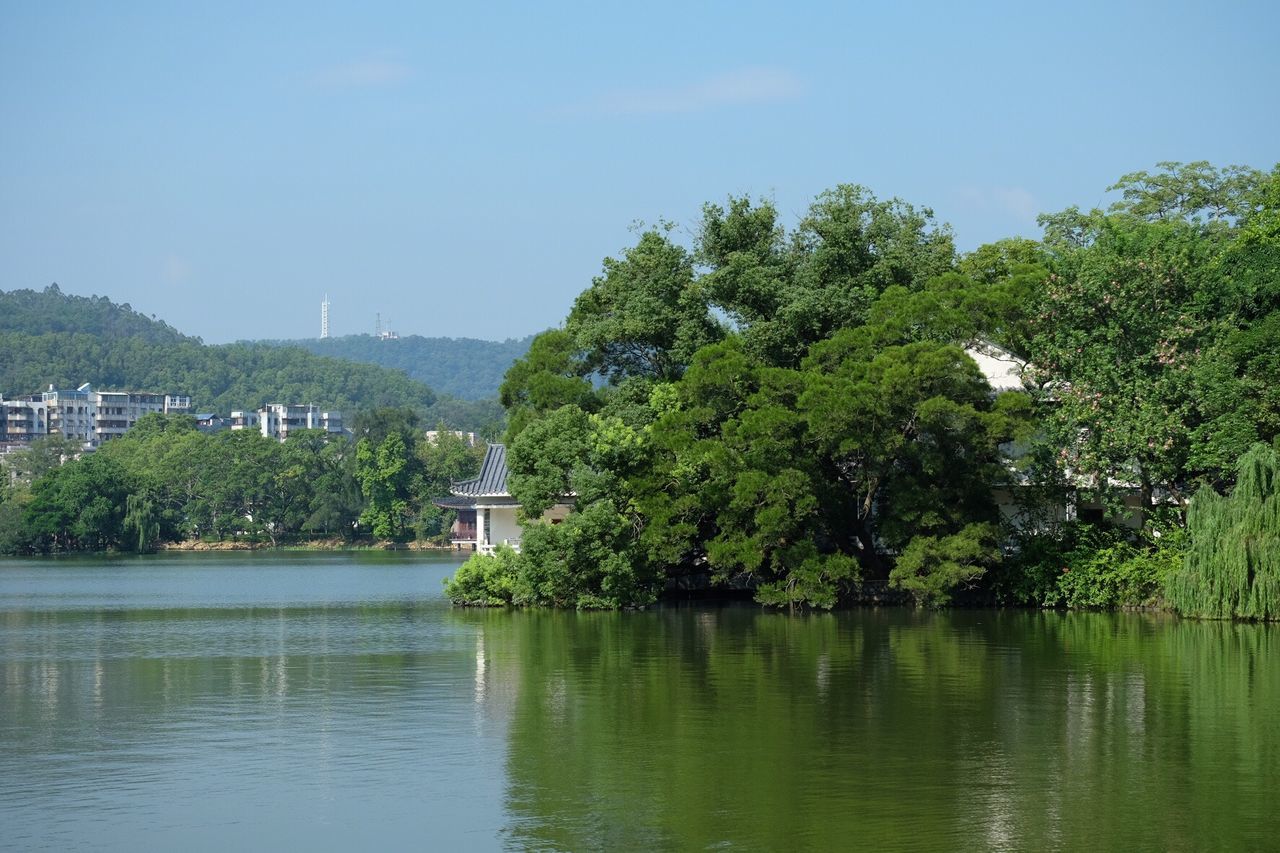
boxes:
[1,554,1276,851]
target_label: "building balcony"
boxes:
[478,538,521,556]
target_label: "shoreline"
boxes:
[155,539,461,553]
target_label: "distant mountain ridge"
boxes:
[0,286,437,416]
[0,284,193,345]
[255,334,537,400]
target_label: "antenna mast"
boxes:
[320,294,330,339]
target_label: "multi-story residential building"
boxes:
[41,384,95,445]
[30,383,194,448]
[0,397,49,444]
[164,394,193,414]
[259,404,342,441]
[231,404,343,441]
[92,391,171,443]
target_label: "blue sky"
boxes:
[2,1,1276,343]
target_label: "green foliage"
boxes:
[699,186,955,366]
[518,500,656,609]
[0,284,190,343]
[493,181,1038,609]
[567,226,724,384]
[890,523,1001,607]
[995,524,1184,610]
[421,395,506,436]
[443,504,659,610]
[0,403,483,553]
[507,406,593,517]
[1054,539,1179,610]
[443,547,523,606]
[417,427,485,499]
[0,484,33,555]
[3,434,82,486]
[0,330,438,415]
[1107,161,1268,224]
[501,399,660,607]
[1167,443,1280,619]
[1,286,509,433]
[261,333,534,401]
[23,453,133,552]
[414,427,484,542]
[701,185,952,366]
[123,493,161,553]
[354,432,416,540]
[629,326,1024,608]
[500,330,597,441]
[1030,164,1280,526]
[1030,215,1215,517]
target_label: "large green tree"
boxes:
[1029,164,1280,524]
[567,226,724,385]
[23,453,132,552]
[354,431,417,540]
[699,186,955,366]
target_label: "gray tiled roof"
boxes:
[450,444,510,497]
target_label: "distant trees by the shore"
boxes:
[0,411,483,554]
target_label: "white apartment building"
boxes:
[231,404,343,441]
[92,391,169,443]
[0,397,49,444]
[2,383,192,448]
[41,384,95,444]
[28,384,194,447]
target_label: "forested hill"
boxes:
[0,284,192,344]
[258,334,537,400]
[0,286,440,415]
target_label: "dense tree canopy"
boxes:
[448,163,1280,613]
[261,333,535,401]
[1028,165,1280,520]
[0,284,190,343]
[0,411,483,554]
[451,183,1034,608]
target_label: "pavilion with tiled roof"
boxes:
[434,444,572,554]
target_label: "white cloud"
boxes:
[312,58,411,90]
[160,255,191,285]
[575,67,803,116]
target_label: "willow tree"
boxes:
[1167,443,1280,619]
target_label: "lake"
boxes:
[1,553,1276,851]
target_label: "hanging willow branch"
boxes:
[1167,443,1280,620]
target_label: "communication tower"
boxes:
[374,312,398,340]
[320,295,330,339]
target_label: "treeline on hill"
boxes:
[445,161,1280,618]
[261,334,536,400]
[0,286,505,431]
[0,410,483,554]
[0,284,189,344]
